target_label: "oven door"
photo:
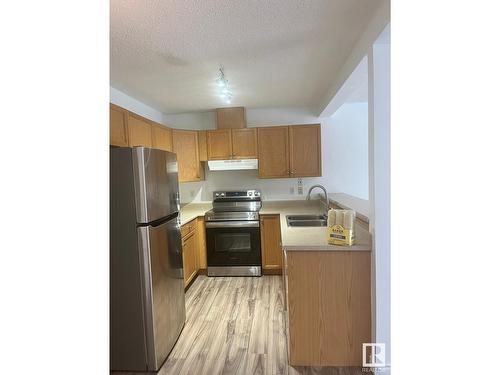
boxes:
[205,221,261,268]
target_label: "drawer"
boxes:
[181,219,196,238]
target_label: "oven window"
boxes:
[214,233,251,253]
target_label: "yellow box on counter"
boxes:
[327,224,355,246]
[327,209,356,246]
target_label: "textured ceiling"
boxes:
[110,0,383,114]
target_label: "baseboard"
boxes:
[263,268,282,275]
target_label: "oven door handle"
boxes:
[205,220,260,228]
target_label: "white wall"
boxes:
[329,103,369,199]
[110,87,164,124]
[163,111,215,130]
[368,24,391,368]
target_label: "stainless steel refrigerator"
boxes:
[110,146,185,372]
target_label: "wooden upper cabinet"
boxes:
[260,215,283,271]
[207,129,232,159]
[151,123,173,152]
[232,128,258,159]
[172,129,204,182]
[109,104,129,147]
[198,131,208,161]
[289,124,322,177]
[216,107,246,129]
[127,113,152,147]
[258,126,290,178]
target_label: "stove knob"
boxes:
[248,191,253,196]
[254,191,260,196]
[215,193,220,197]
[220,193,225,197]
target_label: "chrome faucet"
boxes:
[306,184,328,217]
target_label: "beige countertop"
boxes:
[179,199,372,251]
[261,200,372,252]
[179,202,212,225]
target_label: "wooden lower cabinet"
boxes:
[260,215,283,272]
[181,223,197,288]
[284,250,371,366]
[196,217,207,270]
[181,218,207,288]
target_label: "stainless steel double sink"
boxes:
[286,214,327,227]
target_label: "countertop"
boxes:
[179,200,372,252]
[179,202,212,225]
[261,200,372,252]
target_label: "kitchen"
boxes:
[4,2,499,375]
[110,1,389,374]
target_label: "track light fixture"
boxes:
[216,67,232,104]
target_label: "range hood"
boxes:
[208,159,258,171]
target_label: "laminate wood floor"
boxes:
[112,275,364,375]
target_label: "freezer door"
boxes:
[133,147,180,224]
[137,216,186,371]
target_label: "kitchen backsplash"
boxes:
[179,164,338,203]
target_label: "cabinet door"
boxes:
[198,131,208,161]
[128,113,152,147]
[207,129,232,159]
[289,124,321,177]
[258,126,290,178]
[286,251,371,366]
[152,124,173,152]
[181,232,197,287]
[109,104,129,146]
[196,218,207,269]
[260,215,283,271]
[215,107,246,129]
[172,130,203,182]
[232,128,258,159]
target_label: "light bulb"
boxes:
[221,86,229,94]
[216,78,225,87]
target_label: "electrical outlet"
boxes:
[297,178,303,195]
[289,187,295,194]
[190,190,195,198]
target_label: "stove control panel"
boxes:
[213,190,261,199]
